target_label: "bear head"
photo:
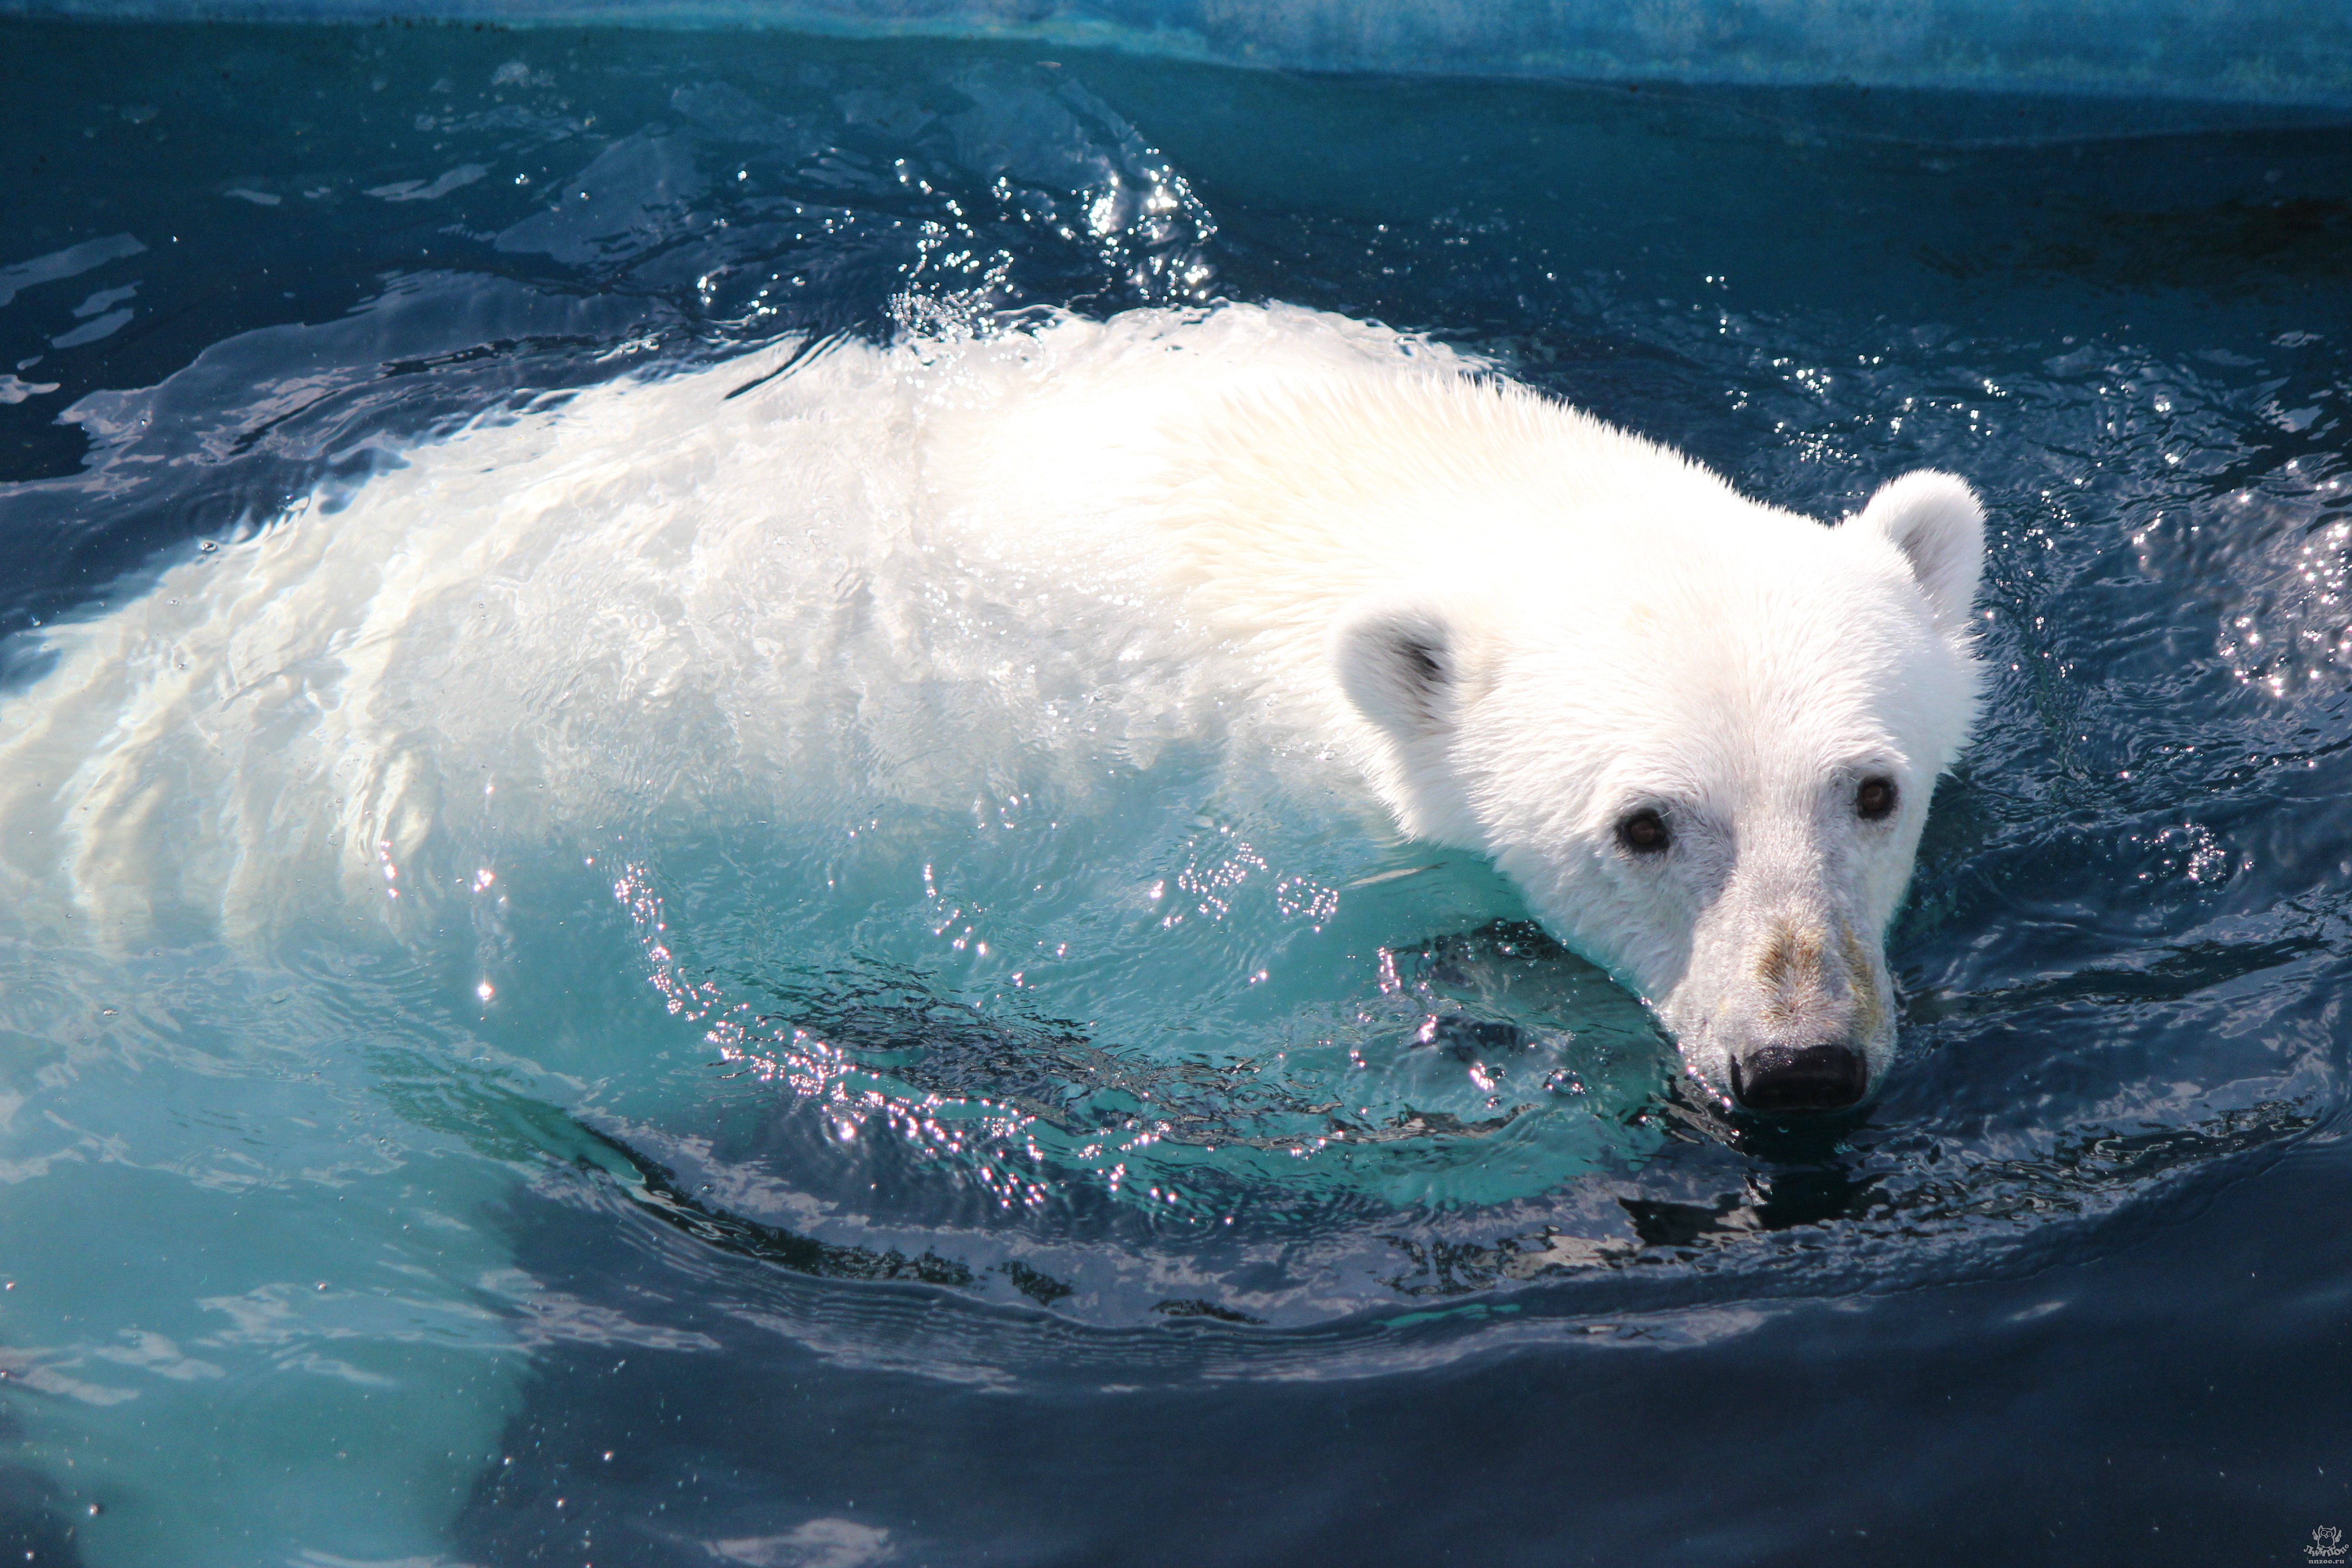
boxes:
[1331,469,1986,1114]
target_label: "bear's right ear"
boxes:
[1328,592,1485,742]
[1848,469,1985,634]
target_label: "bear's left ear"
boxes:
[1328,591,1488,743]
[1847,470,1985,633]
[1328,590,1497,846]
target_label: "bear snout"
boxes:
[1685,916,1890,1114]
[1729,1041,1870,1113]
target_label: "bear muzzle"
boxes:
[1728,1040,1870,1112]
[1677,916,1891,1115]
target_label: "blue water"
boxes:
[2,18,2351,1567]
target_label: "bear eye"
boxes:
[1856,776,1898,821]
[1617,808,1670,855]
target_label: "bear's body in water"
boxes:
[0,302,1983,1111]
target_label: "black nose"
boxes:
[1730,1044,1868,1113]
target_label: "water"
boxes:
[1,18,2350,1566]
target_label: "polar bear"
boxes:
[0,302,1983,1114]
[922,308,1986,1112]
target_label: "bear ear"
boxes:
[1328,592,1485,741]
[1848,470,1985,632]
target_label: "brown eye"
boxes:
[1857,776,1898,820]
[1618,808,1670,854]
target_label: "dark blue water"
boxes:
[2,19,2351,1567]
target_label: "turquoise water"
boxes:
[1,20,2350,1566]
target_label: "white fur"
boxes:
[0,302,1983,1102]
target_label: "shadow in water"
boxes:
[0,1462,85,1568]
[573,1123,986,1291]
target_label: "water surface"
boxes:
[1,20,2349,1566]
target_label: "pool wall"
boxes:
[5,0,2352,108]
